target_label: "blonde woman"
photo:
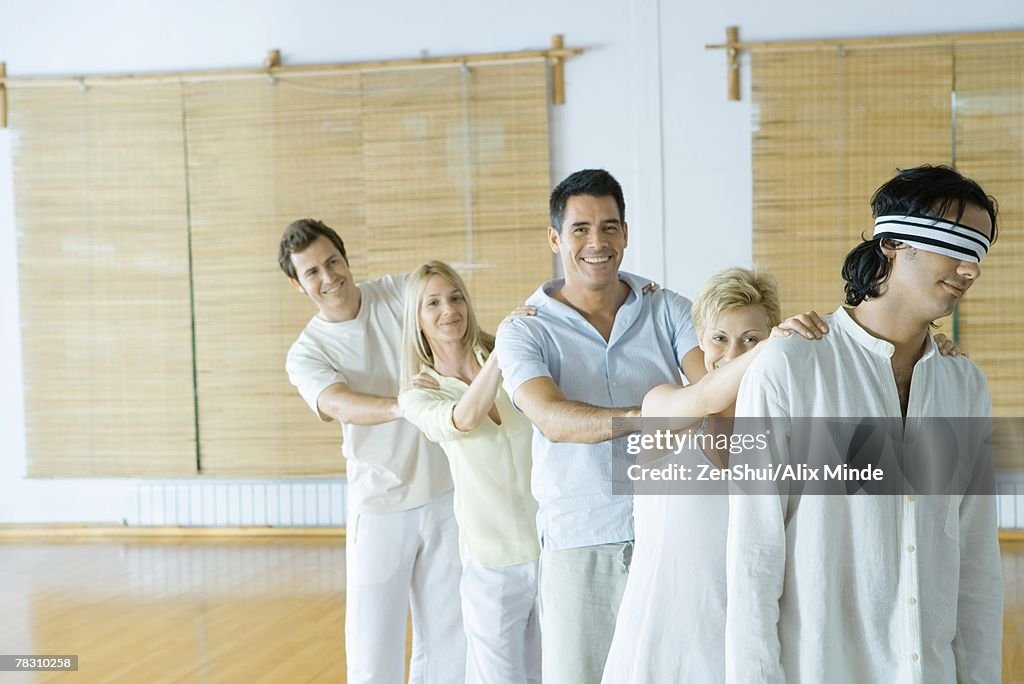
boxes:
[398,261,540,684]
[601,267,796,683]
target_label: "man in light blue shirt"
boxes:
[496,169,705,684]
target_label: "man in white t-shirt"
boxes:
[279,218,464,684]
[726,165,1004,683]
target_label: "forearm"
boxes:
[644,342,765,418]
[532,401,640,444]
[452,355,503,432]
[317,385,401,425]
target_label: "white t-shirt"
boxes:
[286,273,453,514]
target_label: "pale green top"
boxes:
[399,351,540,568]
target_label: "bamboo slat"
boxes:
[707,28,1024,52]
[10,83,197,477]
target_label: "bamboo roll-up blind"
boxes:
[360,61,551,332]
[953,43,1024,418]
[752,36,1024,463]
[10,84,197,476]
[10,59,551,478]
[752,46,954,332]
[183,75,362,477]
[188,62,549,476]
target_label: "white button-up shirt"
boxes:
[726,307,1003,684]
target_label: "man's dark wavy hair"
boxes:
[841,165,998,306]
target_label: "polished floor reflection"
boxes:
[0,537,346,683]
[0,536,1019,683]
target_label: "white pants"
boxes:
[539,542,632,684]
[346,489,466,684]
[460,550,541,684]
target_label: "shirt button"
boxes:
[612,382,618,387]
[911,653,919,663]
[906,495,915,502]
[908,597,917,606]
[906,545,915,553]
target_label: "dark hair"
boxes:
[842,165,998,306]
[277,218,348,280]
[549,169,626,233]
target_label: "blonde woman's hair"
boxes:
[692,267,782,334]
[401,261,495,386]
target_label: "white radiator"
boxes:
[997,475,1024,530]
[130,480,347,527]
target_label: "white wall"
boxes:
[0,0,1020,523]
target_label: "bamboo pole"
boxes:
[726,26,740,101]
[707,28,1024,53]
[0,43,585,89]
[551,34,566,105]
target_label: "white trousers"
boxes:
[460,550,541,684]
[346,489,466,684]
[539,541,633,684]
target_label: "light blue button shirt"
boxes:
[496,271,699,550]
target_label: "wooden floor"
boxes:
[0,537,1019,683]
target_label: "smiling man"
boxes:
[725,166,1004,683]
[279,219,464,684]
[495,169,706,683]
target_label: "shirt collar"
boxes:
[532,271,644,313]
[832,306,938,361]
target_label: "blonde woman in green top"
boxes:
[399,260,540,684]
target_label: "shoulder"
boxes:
[495,313,545,349]
[361,272,407,302]
[616,271,693,315]
[633,281,696,338]
[747,332,828,378]
[286,322,336,378]
[652,286,694,313]
[496,287,562,343]
[287,318,324,356]
[934,351,989,389]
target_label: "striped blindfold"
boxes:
[873,214,990,263]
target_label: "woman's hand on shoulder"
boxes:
[500,304,537,328]
[773,310,829,340]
